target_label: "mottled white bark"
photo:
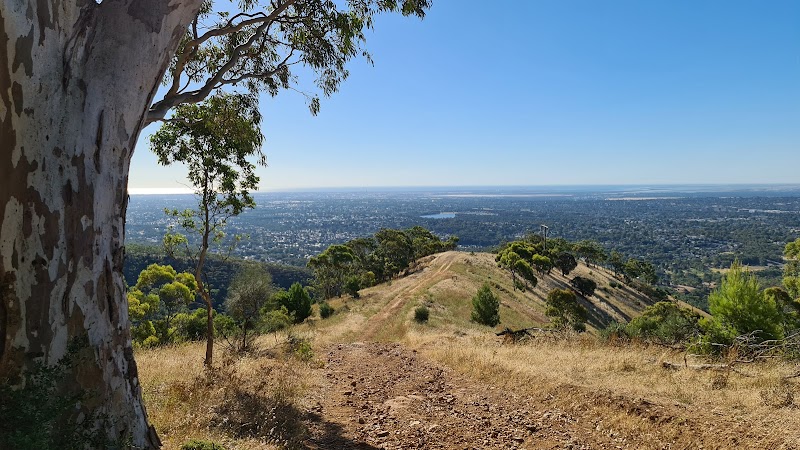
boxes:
[0,0,201,446]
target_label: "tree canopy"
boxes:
[309,226,457,299]
[545,288,587,332]
[128,264,198,347]
[148,0,431,123]
[573,240,606,267]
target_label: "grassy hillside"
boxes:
[137,251,798,449]
[312,251,662,343]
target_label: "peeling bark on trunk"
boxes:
[0,0,201,446]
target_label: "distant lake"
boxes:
[421,212,456,219]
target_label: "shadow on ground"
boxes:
[302,411,380,450]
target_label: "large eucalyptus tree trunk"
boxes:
[0,1,200,446]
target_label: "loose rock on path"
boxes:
[304,342,619,449]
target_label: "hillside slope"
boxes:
[138,251,799,449]
[316,251,658,343]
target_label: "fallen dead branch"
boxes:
[496,327,557,344]
[661,361,754,377]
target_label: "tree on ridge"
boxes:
[153,92,264,368]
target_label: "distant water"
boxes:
[421,212,456,219]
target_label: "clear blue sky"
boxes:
[130,0,800,191]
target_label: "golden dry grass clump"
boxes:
[136,337,317,450]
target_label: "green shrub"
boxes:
[625,301,702,345]
[471,283,500,327]
[272,283,312,323]
[345,275,361,298]
[361,271,377,288]
[142,335,161,348]
[599,322,629,343]
[414,305,430,323]
[600,303,703,346]
[319,301,335,319]
[174,308,212,341]
[545,288,587,332]
[261,306,293,333]
[213,312,237,337]
[181,439,228,450]
[288,336,314,362]
[571,276,597,297]
[609,280,620,289]
[708,261,783,342]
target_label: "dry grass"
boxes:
[136,336,319,450]
[137,252,800,448]
[307,252,661,344]
[405,329,800,447]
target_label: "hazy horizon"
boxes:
[127,183,800,196]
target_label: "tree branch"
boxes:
[147,0,298,124]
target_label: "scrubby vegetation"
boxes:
[602,240,800,358]
[414,305,430,323]
[545,289,588,332]
[603,302,703,345]
[119,219,800,448]
[129,262,315,354]
[319,301,335,319]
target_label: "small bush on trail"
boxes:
[319,301,335,319]
[288,335,314,362]
[414,305,430,323]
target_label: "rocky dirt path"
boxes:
[304,342,622,450]
[300,343,800,449]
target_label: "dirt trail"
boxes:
[302,342,790,450]
[305,342,617,450]
[359,252,459,341]
[298,252,792,449]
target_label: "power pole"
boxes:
[540,224,549,252]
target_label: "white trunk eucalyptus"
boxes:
[1,0,429,445]
[0,0,201,446]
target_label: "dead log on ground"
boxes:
[496,327,556,344]
[661,361,753,377]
